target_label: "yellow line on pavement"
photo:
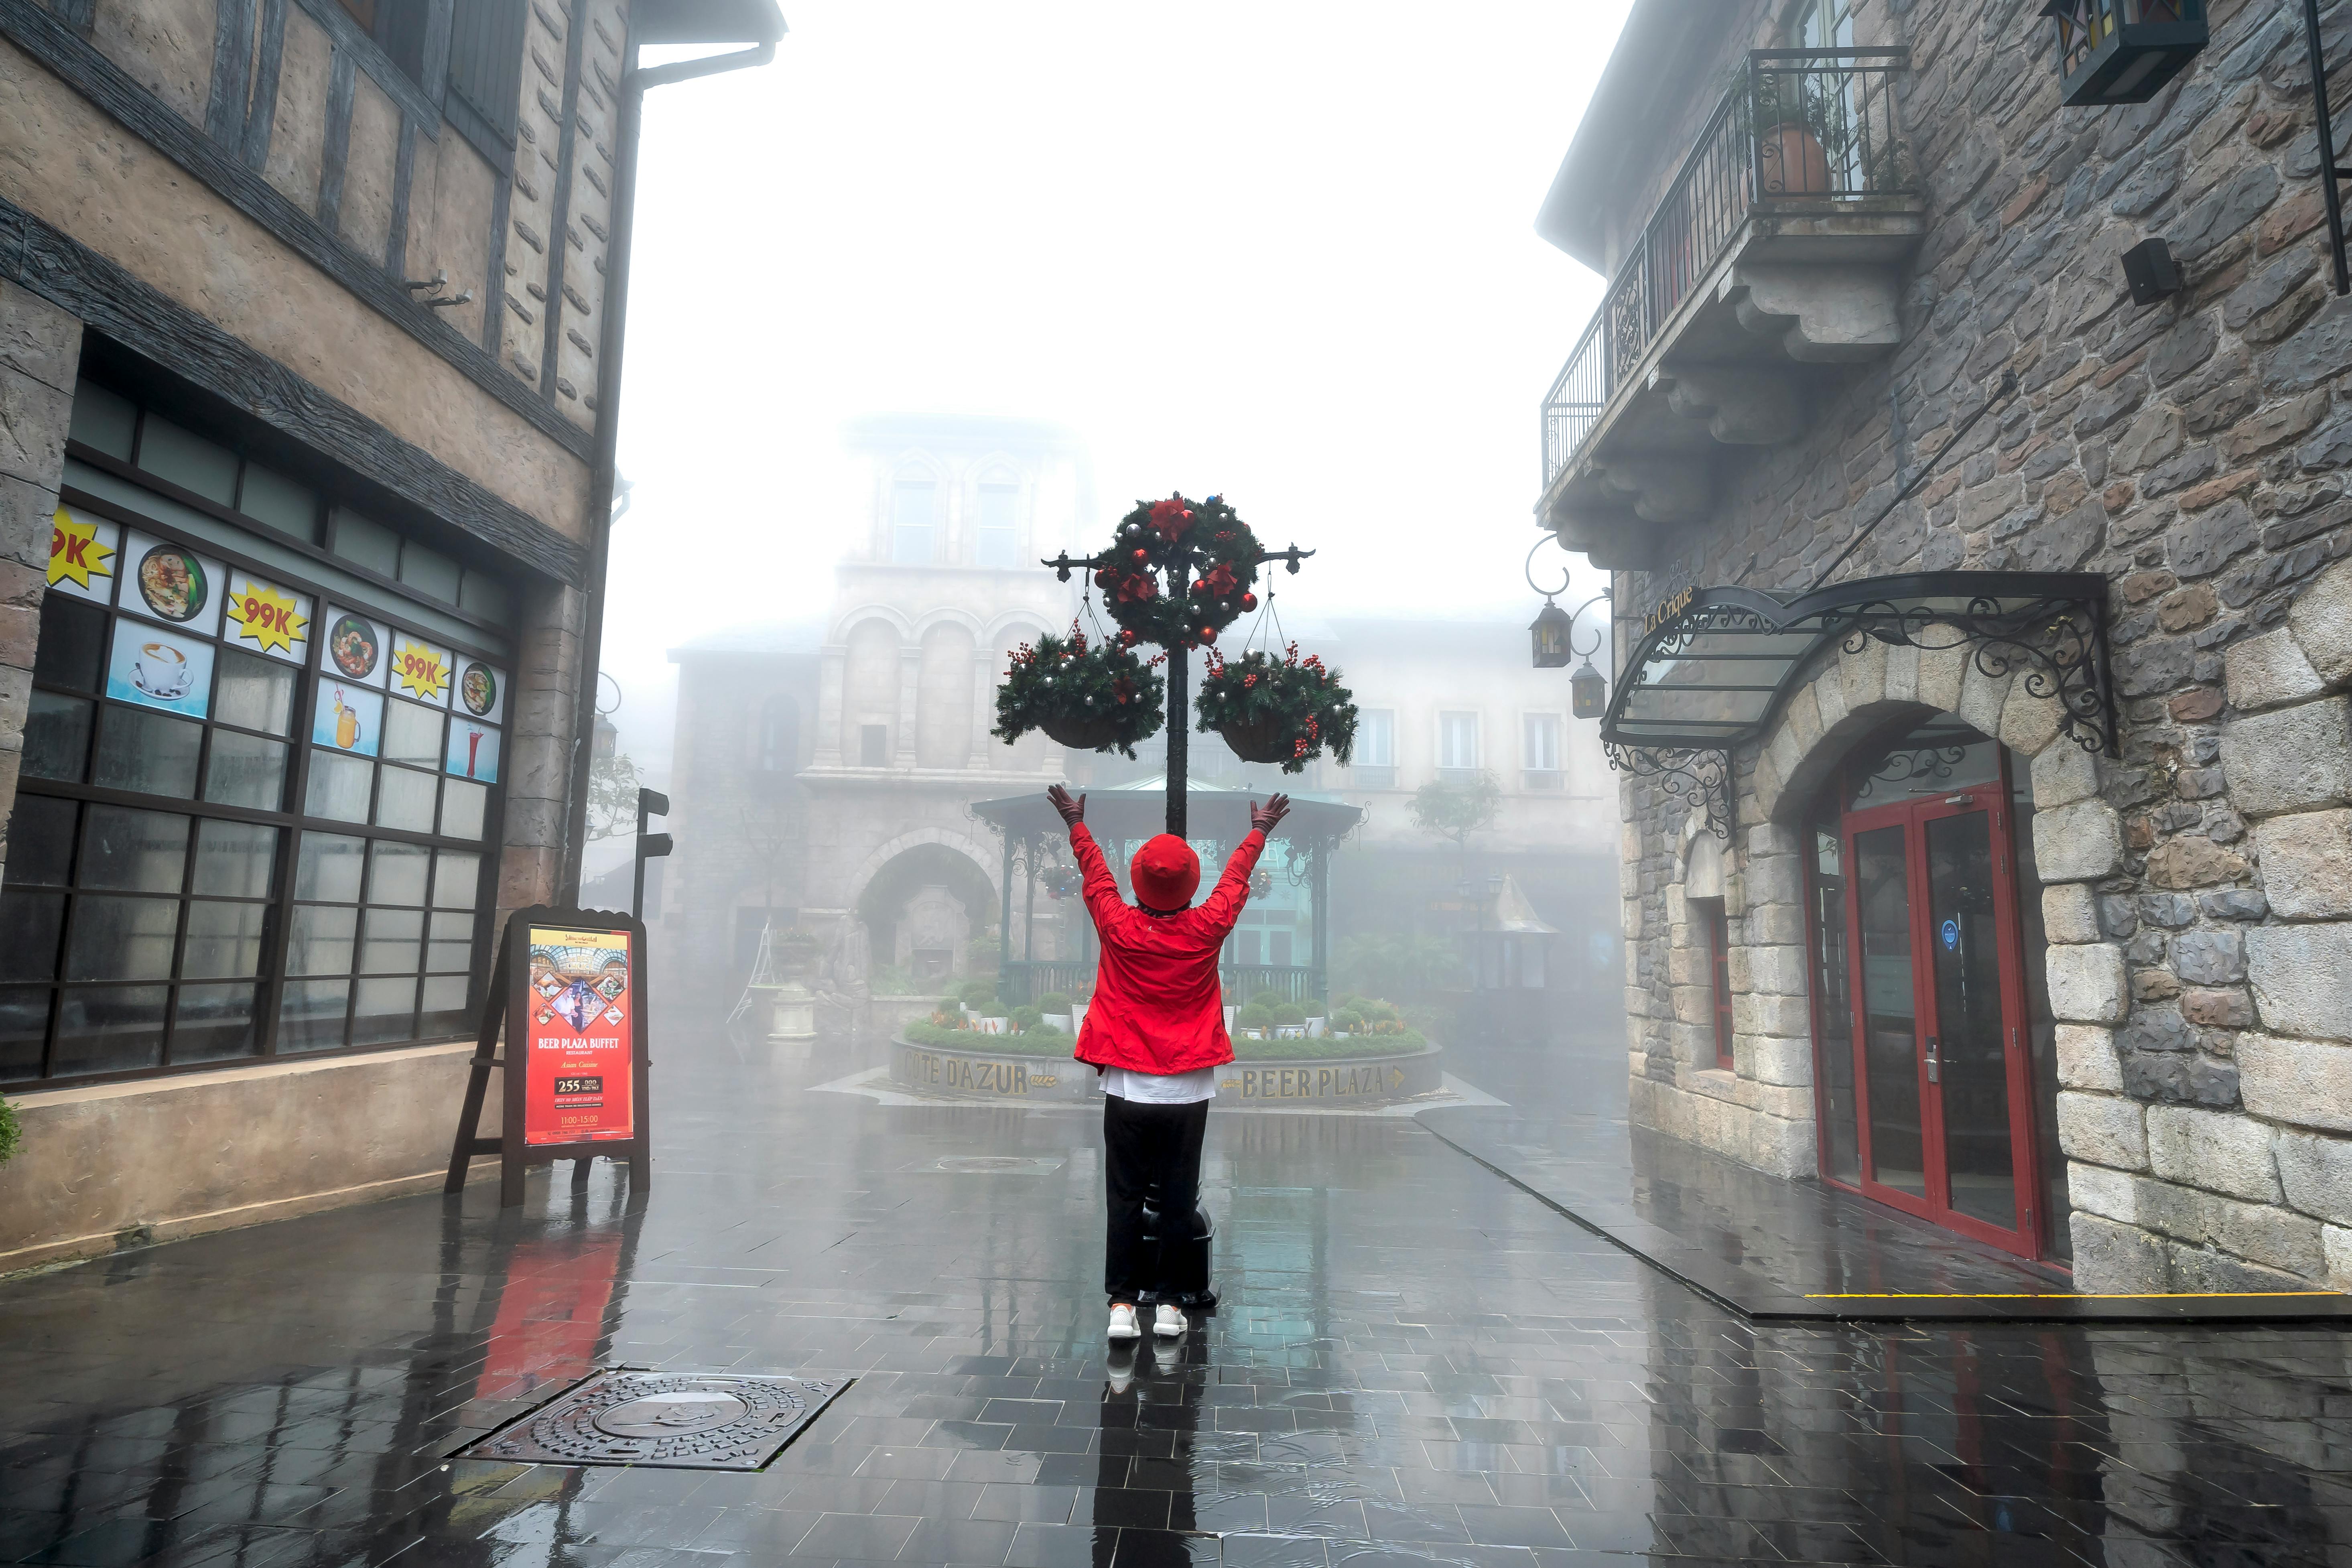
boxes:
[1802,1291,2348,1300]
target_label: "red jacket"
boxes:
[1069,823,1264,1075]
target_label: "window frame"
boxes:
[1705,903,1735,1071]
[1437,710,1481,772]
[891,481,939,565]
[9,496,509,1090]
[1522,710,1564,789]
[974,481,1021,569]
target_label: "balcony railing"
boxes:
[1541,48,1912,489]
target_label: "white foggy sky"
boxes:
[601,2,1632,776]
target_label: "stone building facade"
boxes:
[1540,0,2352,1288]
[0,0,776,1269]
[662,415,1089,1004]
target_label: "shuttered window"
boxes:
[447,0,528,143]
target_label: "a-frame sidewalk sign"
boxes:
[445,905,652,1206]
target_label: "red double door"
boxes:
[1837,777,2043,1255]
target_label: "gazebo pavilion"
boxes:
[968,787,1364,1011]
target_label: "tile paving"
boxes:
[3,1022,2352,1565]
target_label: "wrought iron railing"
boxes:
[1541,48,1911,490]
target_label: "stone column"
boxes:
[498,577,588,926]
[894,646,920,767]
[0,280,82,891]
[812,648,845,767]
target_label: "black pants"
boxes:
[1101,1094,1208,1304]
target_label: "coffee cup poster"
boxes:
[523,928,636,1146]
[106,619,215,717]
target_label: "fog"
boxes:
[601,0,1633,778]
[583,3,1639,1093]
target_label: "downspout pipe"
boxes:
[561,24,777,903]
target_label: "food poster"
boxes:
[447,717,501,784]
[523,926,635,1146]
[119,530,226,637]
[321,606,390,689]
[48,508,121,604]
[390,633,454,707]
[106,617,215,718]
[223,571,313,665]
[456,658,506,725]
[312,677,385,758]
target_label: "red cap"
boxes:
[1130,834,1201,911]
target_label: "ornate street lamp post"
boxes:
[1525,537,1611,717]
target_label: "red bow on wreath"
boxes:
[1116,572,1160,604]
[1148,496,1194,541]
[1194,562,1238,599]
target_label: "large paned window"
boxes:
[6,388,515,1087]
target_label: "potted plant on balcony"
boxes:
[991,627,1166,758]
[1194,642,1358,773]
[1745,65,1835,195]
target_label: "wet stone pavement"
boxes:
[6,1024,2352,1566]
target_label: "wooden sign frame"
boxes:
[445,905,652,1206]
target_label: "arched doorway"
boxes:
[1804,711,2066,1259]
[855,842,998,987]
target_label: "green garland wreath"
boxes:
[991,630,1166,759]
[1194,643,1358,774]
[1093,494,1264,650]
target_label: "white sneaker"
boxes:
[1153,1304,1187,1338]
[1108,1303,1141,1340]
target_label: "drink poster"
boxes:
[106,617,214,718]
[522,926,636,1146]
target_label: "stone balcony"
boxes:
[1537,49,1926,570]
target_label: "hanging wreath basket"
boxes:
[1095,493,1265,651]
[991,630,1166,760]
[1194,643,1358,775]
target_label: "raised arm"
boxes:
[1196,796,1288,934]
[1050,786,1126,932]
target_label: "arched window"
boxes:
[974,475,1020,568]
[756,695,798,774]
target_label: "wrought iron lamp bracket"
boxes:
[1820,594,2118,759]
[1605,743,1733,843]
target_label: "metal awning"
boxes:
[1601,571,2115,758]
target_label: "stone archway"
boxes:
[1635,630,2111,1193]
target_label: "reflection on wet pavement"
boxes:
[3,1021,2351,1566]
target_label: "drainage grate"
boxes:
[459,1369,853,1470]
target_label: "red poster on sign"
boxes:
[522,924,637,1146]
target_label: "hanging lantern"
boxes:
[1042,861,1079,901]
[1571,658,1607,720]
[2040,0,2206,106]
[1529,599,1572,668]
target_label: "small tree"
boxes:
[585,749,643,841]
[1408,770,1501,858]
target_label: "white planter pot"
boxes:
[1070,1001,1089,1034]
[1306,1016,1327,1038]
[1223,1006,1238,1032]
[977,1016,1009,1035]
[1044,1013,1072,1032]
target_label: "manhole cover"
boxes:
[904,1156,1064,1175]
[459,1370,851,1469]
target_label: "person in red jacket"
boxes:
[1048,783,1288,1342]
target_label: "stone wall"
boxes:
[0,1042,498,1274]
[1600,0,2352,1289]
[0,279,80,889]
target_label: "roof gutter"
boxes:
[561,7,782,904]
